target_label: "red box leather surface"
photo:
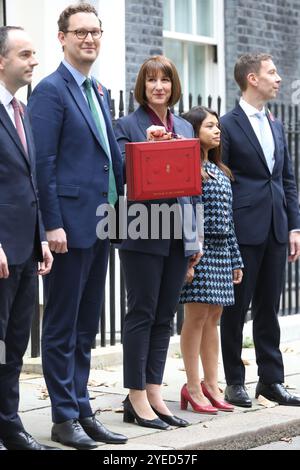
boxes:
[125,138,202,201]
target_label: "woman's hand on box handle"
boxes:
[146,125,172,141]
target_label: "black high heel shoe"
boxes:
[123,396,170,430]
[151,406,190,427]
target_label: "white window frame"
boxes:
[0,0,5,26]
[163,0,225,113]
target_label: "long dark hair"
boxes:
[182,106,233,180]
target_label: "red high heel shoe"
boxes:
[201,382,234,412]
[180,384,218,414]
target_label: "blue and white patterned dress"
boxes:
[179,161,243,306]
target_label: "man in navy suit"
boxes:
[28,3,127,449]
[220,53,300,407]
[0,26,54,450]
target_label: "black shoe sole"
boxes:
[92,438,128,444]
[225,398,252,408]
[51,434,98,450]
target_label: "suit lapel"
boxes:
[0,104,31,167]
[233,105,270,172]
[136,107,152,138]
[173,115,187,136]
[58,63,106,152]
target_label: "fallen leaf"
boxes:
[172,352,182,359]
[37,387,49,400]
[88,380,106,387]
[203,424,208,428]
[257,395,277,408]
[114,407,124,413]
[282,347,295,353]
[98,406,112,412]
[284,383,297,390]
[280,437,293,443]
[242,358,251,366]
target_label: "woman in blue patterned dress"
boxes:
[179,107,243,413]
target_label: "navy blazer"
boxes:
[0,102,44,265]
[28,63,124,249]
[114,106,202,257]
[221,105,300,245]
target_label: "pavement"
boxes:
[17,314,300,451]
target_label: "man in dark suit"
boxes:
[0,26,54,450]
[220,53,300,407]
[28,3,127,449]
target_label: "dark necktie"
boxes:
[11,97,28,155]
[83,79,118,206]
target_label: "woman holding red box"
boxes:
[114,56,202,430]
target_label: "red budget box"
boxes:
[125,138,202,201]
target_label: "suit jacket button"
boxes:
[103,192,108,197]
[104,164,109,171]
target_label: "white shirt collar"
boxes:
[0,82,14,107]
[62,59,91,88]
[239,97,266,118]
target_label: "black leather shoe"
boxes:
[3,431,59,450]
[255,382,300,406]
[224,385,252,408]
[51,419,98,449]
[79,415,127,444]
[151,406,190,427]
[0,439,7,450]
[123,396,170,430]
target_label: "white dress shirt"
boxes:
[0,83,17,125]
[239,97,275,172]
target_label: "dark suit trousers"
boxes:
[221,229,286,385]
[0,254,37,438]
[42,240,109,423]
[119,240,189,390]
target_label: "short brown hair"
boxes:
[58,2,101,32]
[234,53,273,91]
[134,55,182,107]
[0,26,24,56]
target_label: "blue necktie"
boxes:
[84,78,118,206]
[255,111,275,173]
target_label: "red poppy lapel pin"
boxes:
[97,81,104,97]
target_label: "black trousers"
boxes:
[0,254,37,438]
[221,229,286,385]
[119,240,189,390]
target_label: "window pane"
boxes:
[175,0,192,34]
[197,0,214,37]
[188,44,205,104]
[0,0,4,26]
[164,38,184,87]
[164,0,171,30]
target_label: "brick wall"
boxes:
[224,0,300,110]
[125,0,163,103]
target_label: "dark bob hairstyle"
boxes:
[134,55,182,107]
